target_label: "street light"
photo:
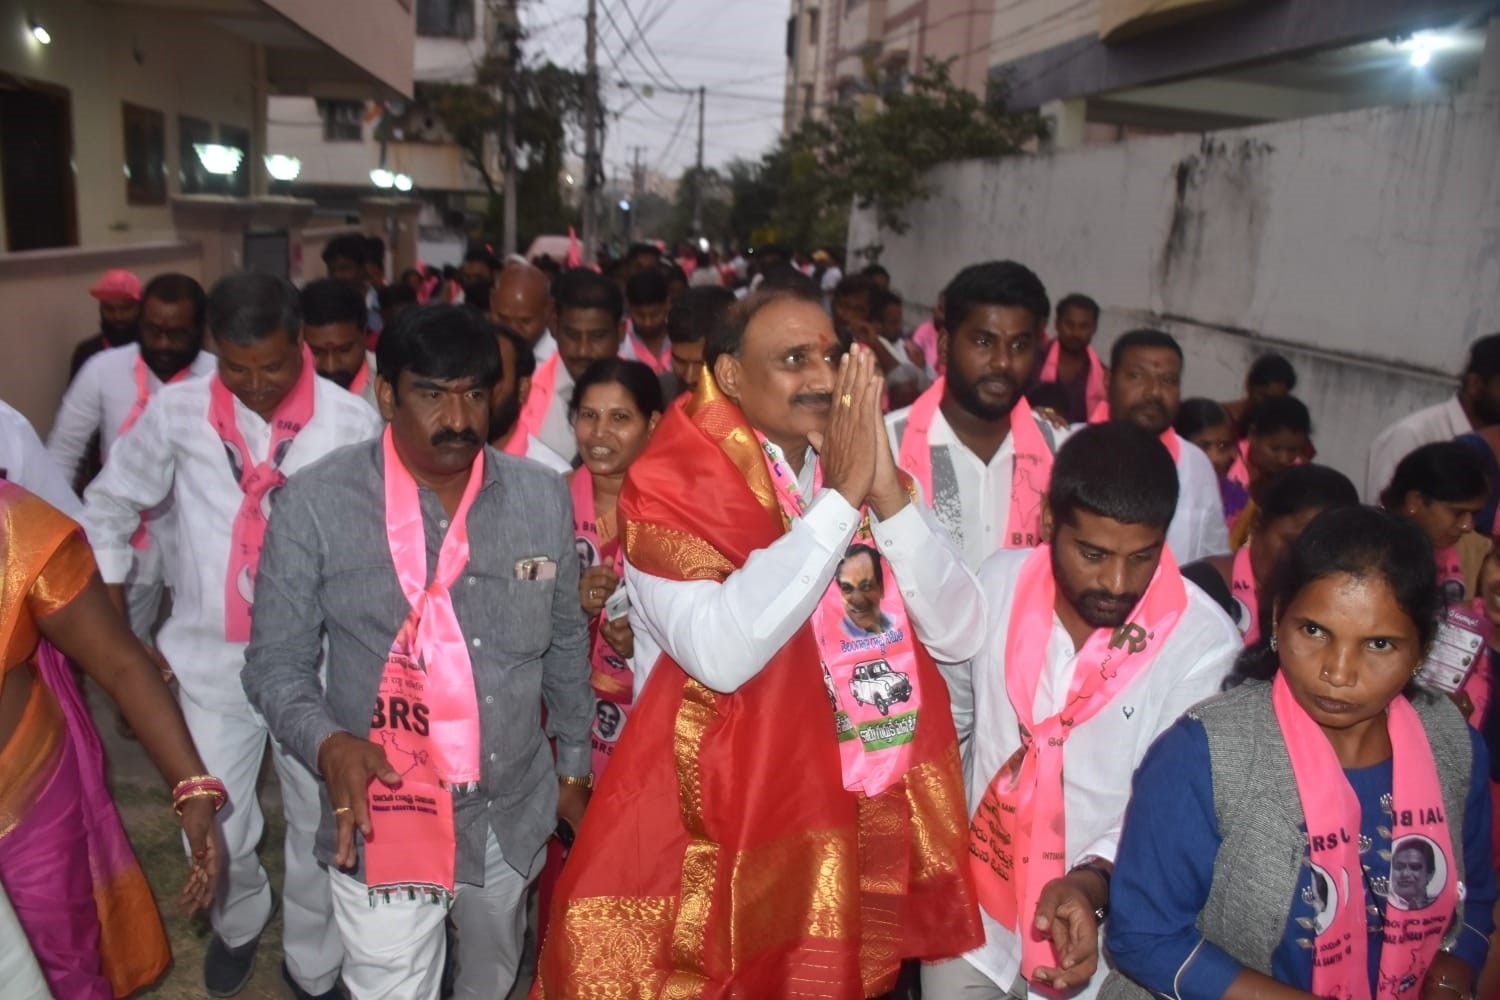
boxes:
[29,21,50,45]
[370,168,395,189]
[194,143,244,176]
[264,154,301,182]
[393,173,413,192]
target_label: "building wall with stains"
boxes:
[850,90,1500,486]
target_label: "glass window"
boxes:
[319,100,365,143]
[415,0,475,38]
[123,103,166,205]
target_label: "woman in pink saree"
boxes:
[0,481,219,997]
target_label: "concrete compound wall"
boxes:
[849,90,1500,485]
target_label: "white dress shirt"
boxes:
[625,450,985,697]
[1365,394,1468,502]
[0,400,80,517]
[356,350,380,411]
[951,547,1240,995]
[524,434,572,474]
[48,343,216,476]
[886,405,1070,571]
[533,330,558,364]
[1167,437,1231,562]
[81,375,383,709]
[47,344,217,582]
[534,360,577,462]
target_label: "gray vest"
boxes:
[1099,681,1472,999]
[888,411,1058,552]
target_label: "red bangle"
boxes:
[172,775,228,815]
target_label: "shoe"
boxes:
[282,960,343,1000]
[203,932,260,997]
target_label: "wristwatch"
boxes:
[1069,855,1112,921]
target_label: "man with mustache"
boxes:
[81,272,382,999]
[519,268,626,462]
[48,273,218,641]
[1090,329,1230,562]
[538,285,986,997]
[300,278,378,410]
[887,261,1067,571]
[488,325,570,473]
[69,269,143,378]
[926,422,1239,998]
[244,304,592,998]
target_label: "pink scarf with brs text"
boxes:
[210,347,315,642]
[898,379,1053,548]
[519,353,559,440]
[624,321,671,375]
[760,436,924,797]
[121,352,191,550]
[1271,673,1458,1000]
[969,544,1186,977]
[1086,400,1183,462]
[1231,544,1260,644]
[364,427,485,901]
[1039,340,1106,416]
[348,357,371,398]
[569,466,634,778]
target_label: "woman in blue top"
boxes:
[1103,506,1494,1000]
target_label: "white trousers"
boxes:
[330,830,534,1000]
[920,958,1027,1000]
[177,688,343,994]
[0,882,51,999]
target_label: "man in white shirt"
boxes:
[1087,329,1229,562]
[926,422,1240,999]
[490,261,558,364]
[519,269,625,462]
[887,261,1067,571]
[0,399,80,516]
[489,326,571,473]
[540,285,989,994]
[1365,332,1500,501]
[48,273,217,639]
[81,272,383,1000]
[300,278,378,410]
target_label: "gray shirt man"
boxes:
[242,440,593,883]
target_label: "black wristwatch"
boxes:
[1070,856,1112,921]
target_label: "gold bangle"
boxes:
[172,774,217,793]
[558,774,593,789]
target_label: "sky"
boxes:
[520,0,789,184]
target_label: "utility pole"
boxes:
[581,0,600,264]
[498,0,521,257]
[629,145,646,243]
[692,85,705,236]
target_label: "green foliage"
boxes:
[735,58,1046,245]
[419,57,589,246]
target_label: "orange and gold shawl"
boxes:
[534,375,982,999]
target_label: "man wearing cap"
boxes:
[70,270,143,379]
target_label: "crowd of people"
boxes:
[0,237,1497,1000]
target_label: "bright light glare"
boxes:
[1403,31,1451,68]
[393,173,413,192]
[263,154,301,181]
[370,168,395,189]
[565,174,575,186]
[697,237,710,252]
[618,199,631,211]
[30,23,50,45]
[194,143,244,176]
